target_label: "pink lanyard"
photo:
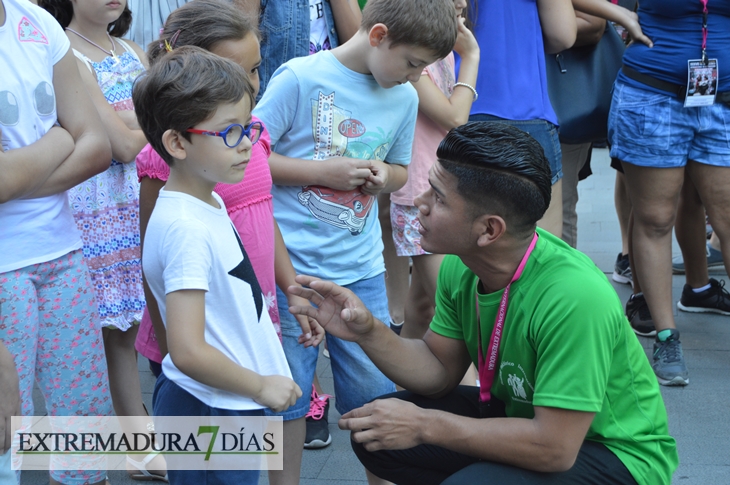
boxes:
[476,232,539,403]
[701,0,709,64]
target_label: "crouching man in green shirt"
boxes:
[288,122,678,485]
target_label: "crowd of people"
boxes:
[1,0,728,484]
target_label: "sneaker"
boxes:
[612,253,633,285]
[652,329,689,386]
[626,293,656,337]
[672,242,724,275]
[677,278,730,315]
[304,385,332,449]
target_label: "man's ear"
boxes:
[474,214,507,247]
[162,129,187,161]
[368,23,389,47]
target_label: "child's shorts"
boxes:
[390,202,430,257]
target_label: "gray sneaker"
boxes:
[652,329,689,386]
[672,242,725,274]
[612,253,633,285]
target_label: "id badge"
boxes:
[685,59,719,107]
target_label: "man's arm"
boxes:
[290,276,597,472]
[287,276,471,395]
[25,48,111,199]
[343,400,595,473]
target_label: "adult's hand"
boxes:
[339,398,425,451]
[287,275,377,343]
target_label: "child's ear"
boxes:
[368,23,389,47]
[162,129,188,160]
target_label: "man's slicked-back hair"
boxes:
[361,0,458,59]
[147,0,258,66]
[132,46,254,165]
[437,122,553,236]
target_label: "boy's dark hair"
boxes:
[361,0,458,59]
[132,46,255,165]
[148,0,258,65]
[38,0,132,37]
[437,122,552,237]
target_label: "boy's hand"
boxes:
[453,17,479,58]
[287,293,325,347]
[255,375,302,413]
[362,160,389,196]
[288,275,377,343]
[322,157,373,191]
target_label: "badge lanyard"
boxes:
[476,232,538,403]
[701,0,709,65]
[685,0,718,107]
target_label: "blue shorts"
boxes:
[609,81,730,168]
[153,372,263,485]
[269,274,395,420]
[468,115,563,184]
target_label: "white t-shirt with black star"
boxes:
[143,188,291,410]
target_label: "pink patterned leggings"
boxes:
[0,250,112,484]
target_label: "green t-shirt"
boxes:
[430,229,678,485]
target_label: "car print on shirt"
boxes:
[299,91,391,234]
[297,185,375,235]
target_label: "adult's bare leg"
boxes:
[537,179,563,238]
[686,161,730,277]
[675,169,710,289]
[615,171,631,256]
[621,163,685,332]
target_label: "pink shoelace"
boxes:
[306,387,332,420]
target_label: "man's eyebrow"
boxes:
[429,180,445,197]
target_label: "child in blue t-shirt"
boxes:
[253,0,458,479]
[133,46,300,485]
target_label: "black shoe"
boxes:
[612,253,633,286]
[626,293,656,337]
[677,278,730,315]
[304,385,332,449]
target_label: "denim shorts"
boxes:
[268,274,396,420]
[468,115,563,184]
[609,81,730,167]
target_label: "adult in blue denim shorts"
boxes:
[608,0,730,387]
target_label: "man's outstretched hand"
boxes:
[287,275,377,343]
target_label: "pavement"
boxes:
[21,148,730,484]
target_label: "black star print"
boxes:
[227,225,263,321]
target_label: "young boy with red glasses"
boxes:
[133,46,305,485]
